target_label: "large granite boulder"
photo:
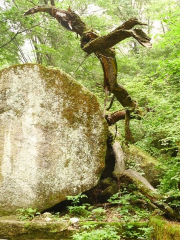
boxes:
[0,64,108,215]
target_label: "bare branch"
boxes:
[24,5,152,120]
[116,17,148,30]
[24,5,88,36]
[0,32,20,48]
[106,95,115,111]
[83,27,151,54]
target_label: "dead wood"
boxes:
[83,27,151,54]
[112,141,126,178]
[106,110,126,125]
[106,109,142,126]
[24,5,151,117]
[24,5,88,35]
[23,5,180,221]
[120,169,180,221]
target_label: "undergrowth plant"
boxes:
[107,189,153,239]
[67,193,88,205]
[72,225,119,240]
[16,208,40,220]
[121,223,153,240]
[91,207,106,221]
[67,193,91,217]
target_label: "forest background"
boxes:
[0,0,180,198]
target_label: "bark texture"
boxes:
[24,5,152,116]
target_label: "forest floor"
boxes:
[1,204,180,240]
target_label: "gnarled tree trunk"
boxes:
[24,5,151,117]
[24,4,180,222]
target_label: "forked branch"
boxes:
[24,5,152,123]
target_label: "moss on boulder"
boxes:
[0,215,71,239]
[149,216,180,240]
[124,144,162,187]
[0,64,108,215]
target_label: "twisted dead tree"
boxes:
[24,5,180,221]
[24,5,151,131]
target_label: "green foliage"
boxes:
[16,208,40,220]
[50,212,61,221]
[108,189,151,221]
[67,193,88,206]
[69,190,153,240]
[67,194,91,217]
[92,207,106,221]
[72,225,119,240]
[159,157,180,192]
[1,0,180,210]
[68,204,91,217]
[107,189,153,239]
[122,223,153,240]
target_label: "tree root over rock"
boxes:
[112,141,180,221]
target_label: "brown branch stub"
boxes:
[105,110,126,126]
[105,108,142,126]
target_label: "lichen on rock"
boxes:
[0,63,108,215]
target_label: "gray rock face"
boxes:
[0,64,108,215]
